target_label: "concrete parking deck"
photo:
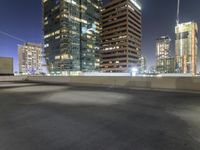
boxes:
[0,82,200,150]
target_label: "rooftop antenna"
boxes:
[176,0,180,25]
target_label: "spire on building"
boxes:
[176,0,180,25]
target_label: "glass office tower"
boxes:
[80,0,101,72]
[42,0,101,75]
[138,56,146,74]
[175,22,198,75]
[156,36,175,73]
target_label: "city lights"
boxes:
[130,0,142,10]
[131,67,138,76]
[0,0,199,76]
[1,1,200,150]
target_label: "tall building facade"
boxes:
[101,0,142,72]
[175,22,198,75]
[18,43,42,75]
[138,56,146,74]
[42,0,101,75]
[156,36,174,73]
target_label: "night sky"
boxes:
[0,0,200,72]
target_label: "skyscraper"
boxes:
[18,43,42,75]
[101,0,142,73]
[156,36,174,73]
[175,22,198,75]
[138,56,146,74]
[42,0,101,75]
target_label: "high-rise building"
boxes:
[101,0,142,73]
[18,43,42,75]
[175,22,198,75]
[42,0,102,75]
[156,36,174,73]
[0,57,13,76]
[138,56,146,74]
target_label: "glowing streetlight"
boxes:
[131,67,138,76]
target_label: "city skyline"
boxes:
[0,0,200,72]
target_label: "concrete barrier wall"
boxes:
[0,76,27,82]
[26,76,131,87]
[176,77,200,91]
[1,76,200,92]
[27,76,200,92]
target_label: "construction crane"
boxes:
[0,30,26,43]
[176,0,180,25]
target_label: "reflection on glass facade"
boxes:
[42,0,101,75]
[175,22,198,75]
[80,0,101,72]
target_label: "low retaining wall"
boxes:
[27,76,200,92]
[0,76,27,82]
[1,76,200,92]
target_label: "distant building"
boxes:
[138,56,146,74]
[0,57,13,76]
[101,0,142,72]
[156,36,174,73]
[164,57,175,73]
[148,66,157,74]
[42,0,102,75]
[18,42,42,75]
[175,22,198,75]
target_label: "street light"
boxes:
[131,67,138,76]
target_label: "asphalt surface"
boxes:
[0,82,200,150]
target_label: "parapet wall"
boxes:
[1,76,200,92]
[0,76,27,82]
[27,76,200,92]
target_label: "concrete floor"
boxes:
[0,82,200,150]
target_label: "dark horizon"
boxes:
[0,0,200,72]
